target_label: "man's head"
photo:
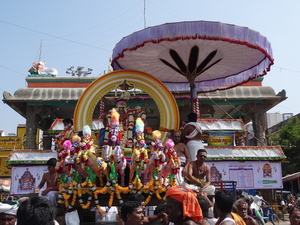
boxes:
[215,190,234,215]
[197,196,209,218]
[0,202,18,225]
[154,204,168,225]
[165,186,202,223]
[290,207,300,225]
[165,197,184,223]
[196,149,207,162]
[128,193,145,211]
[171,131,181,144]
[46,158,57,173]
[234,199,248,219]
[17,196,55,225]
[120,201,144,225]
[187,113,197,122]
[62,118,73,126]
[256,191,261,196]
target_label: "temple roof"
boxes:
[6,150,57,164]
[3,86,284,101]
[205,145,286,161]
[2,86,286,120]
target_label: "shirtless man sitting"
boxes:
[171,131,190,185]
[34,158,58,207]
[181,149,215,195]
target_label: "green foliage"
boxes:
[274,117,300,176]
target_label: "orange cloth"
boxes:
[165,186,202,223]
[232,213,246,225]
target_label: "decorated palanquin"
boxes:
[55,112,178,214]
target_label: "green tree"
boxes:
[270,116,300,176]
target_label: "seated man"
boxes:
[181,149,215,195]
[165,186,202,225]
[120,201,144,225]
[35,158,58,207]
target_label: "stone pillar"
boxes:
[251,104,267,146]
[42,130,53,150]
[241,103,267,146]
[25,105,39,149]
[39,117,54,150]
[25,105,53,150]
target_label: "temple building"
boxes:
[2,75,286,150]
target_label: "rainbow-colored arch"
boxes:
[73,70,179,142]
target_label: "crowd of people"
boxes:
[2,189,300,225]
[3,112,298,225]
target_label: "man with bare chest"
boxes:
[35,158,58,207]
[181,149,215,195]
[172,131,190,185]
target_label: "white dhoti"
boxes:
[175,156,187,185]
[186,140,204,161]
[180,180,215,195]
[39,190,58,207]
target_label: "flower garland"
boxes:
[58,179,175,211]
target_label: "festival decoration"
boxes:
[130,118,148,184]
[159,139,180,186]
[28,61,58,76]
[111,21,274,116]
[144,130,165,184]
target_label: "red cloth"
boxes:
[165,186,202,222]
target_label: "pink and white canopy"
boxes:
[111,21,273,93]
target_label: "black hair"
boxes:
[197,149,207,156]
[154,203,166,215]
[197,196,209,217]
[187,113,197,122]
[62,118,73,125]
[215,190,234,213]
[128,193,145,204]
[120,201,141,222]
[46,158,57,167]
[17,196,55,225]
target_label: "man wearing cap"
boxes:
[165,186,202,225]
[0,202,18,225]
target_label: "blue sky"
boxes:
[1,1,299,134]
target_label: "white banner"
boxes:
[11,166,47,195]
[206,161,283,189]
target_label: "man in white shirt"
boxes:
[253,191,269,216]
